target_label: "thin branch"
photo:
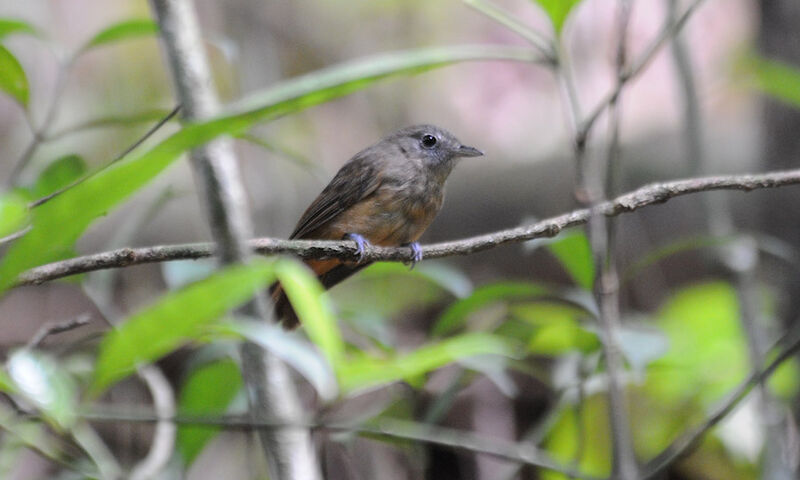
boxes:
[15,168,800,287]
[7,59,71,186]
[80,412,599,480]
[641,329,800,479]
[26,314,91,348]
[463,0,556,63]
[576,0,707,146]
[28,105,182,209]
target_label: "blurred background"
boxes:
[0,0,799,479]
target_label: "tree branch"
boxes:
[15,168,800,287]
[149,0,321,478]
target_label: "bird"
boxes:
[272,124,483,328]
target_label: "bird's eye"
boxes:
[421,134,437,149]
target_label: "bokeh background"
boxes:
[0,0,799,479]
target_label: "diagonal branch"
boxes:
[14,168,800,287]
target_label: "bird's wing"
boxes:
[290,152,383,239]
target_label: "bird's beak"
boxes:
[457,145,484,157]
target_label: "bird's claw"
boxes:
[404,242,423,269]
[344,233,371,263]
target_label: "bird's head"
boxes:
[388,124,483,180]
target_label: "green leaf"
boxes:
[177,358,242,465]
[0,45,28,107]
[532,0,582,34]
[83,19,158,51]
[0,45,534,294]
[339,333,518,393]
[510,302,600,354]
[0,19,38,40]
[225,321,337,401]
[7,349,77,430]
[0,192,29,239]
[743,55,800,108]
[433,282,550,336]
[31,155,88,199]
[0,370,16,393]
[91,260,277,394]
[622,235,734,283]
[546,231,594,290]
[275,260,344,368]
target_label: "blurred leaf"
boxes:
[0,192,29,239]
[542,395,611,480]
[162,259,217,290]
[744,55,800,108]
[7,349,77,429]
[276,260,345,369]
[532,0,582,34]
[177,358,242,465]
[0,403,63,467]
[49,109,175,139]
[0,370,15,393]
[546,231,594,290]
[617,326,669,372]
[83,19,158,51]
[224,321,337,401]
[0,19,38,39]
[31,155,87,199]
[622,235,734,283]
[359,262,472,298]
[0,45,534,294]
[0,45,28,107]
[91,260,277,394]
[510,302,600,354]
[433,282,550,336]
[339,333,518,393]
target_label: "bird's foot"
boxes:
[344,233,371,263]
[403,242,423,269]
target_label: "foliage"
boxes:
[0,3,797,479]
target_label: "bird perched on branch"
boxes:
[272,124,483,328]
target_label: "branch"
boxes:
[80,412,600,480]
[16,168,800,287]
[149,0,321,478]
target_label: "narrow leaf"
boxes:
[32,155,88,199]
[91,260,277,394]
[0,45,28,107]
[546,231,594,290]
[83,19,158,51]
[532,0,582,34]
[0,19,38,39]
[276,260,344,368]
[743,55,800,108]
[433,282,550,336]
[339,333,518,393]
[0,192,29,239]
[177,358,242,465]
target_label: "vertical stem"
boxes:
[148,1,321,478]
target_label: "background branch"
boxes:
[148,0,321,478]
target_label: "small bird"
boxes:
[272,124,483,328]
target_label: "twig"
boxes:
[462,0,556,63]
[7,59,71,186]
[148,1,321,478]
[129,366,176,480]
[641,329,800,479]
[28,105,181,209]
[575,0,707,147]
[14,168,800,287]
[26,314,92,348]
[80,411,599,479]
